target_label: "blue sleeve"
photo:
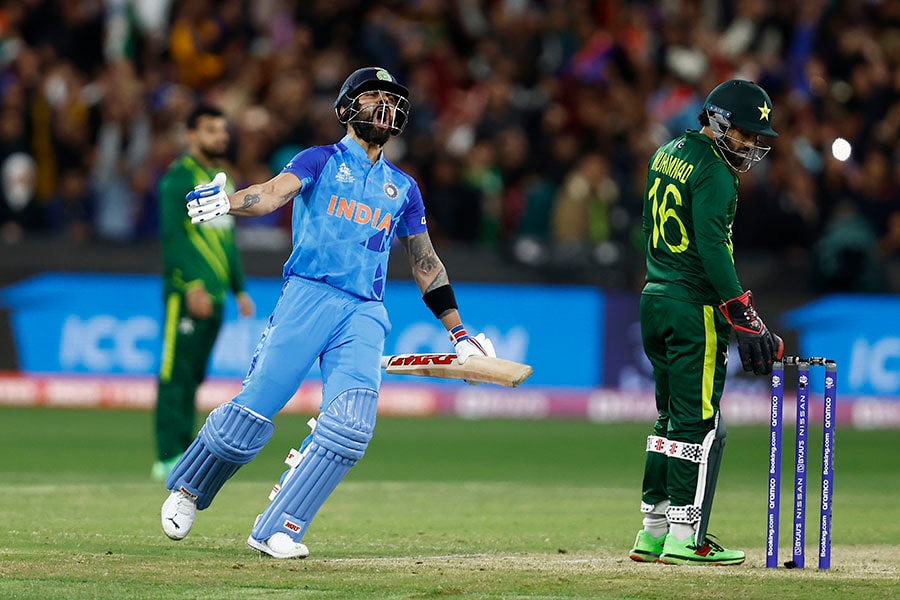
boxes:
[395,179,428,238]
[280,146,335,188]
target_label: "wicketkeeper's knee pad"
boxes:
[250,388,378,543]
[167,402,274,509]
[648,414,726,534]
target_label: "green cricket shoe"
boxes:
[659,534,745,566]
[629,530,667,562]
[151,454,183,483]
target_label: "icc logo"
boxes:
[825,376,834,389]
[771,375,781,387]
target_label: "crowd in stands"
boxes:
[0,0,897,292]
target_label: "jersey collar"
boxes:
[684,129,713,146]
[339,134,382,164]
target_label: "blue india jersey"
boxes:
[280,135,427,301]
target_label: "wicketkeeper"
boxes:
[630,80,784,566]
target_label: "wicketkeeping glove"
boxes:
[185,172,229,224]
[718,290,784,376]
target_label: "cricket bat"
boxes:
[380,353,533,387]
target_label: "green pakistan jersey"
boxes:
[158,155,246,302]
[641,130,744,305]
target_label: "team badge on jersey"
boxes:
[383,182,399,199]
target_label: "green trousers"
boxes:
[154,293,223,462]
[639,293,731,507]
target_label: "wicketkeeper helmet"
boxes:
[703,80,777,172]
[703,79,778,138]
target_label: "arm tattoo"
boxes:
[238,193,261,210]
[407,234,449,291]
[423,272,449,293]
[281,188,300,204]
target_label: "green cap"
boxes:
[704,80,778,137]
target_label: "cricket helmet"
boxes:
[334,67,410,138]
[703,80,777,172]
[704,80,778,137]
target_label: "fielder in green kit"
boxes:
[152,104,255,481]
[629,80,784,565]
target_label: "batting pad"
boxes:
[250,388,378,544]
[166,402,274,510]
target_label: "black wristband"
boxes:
[422,284,458,319]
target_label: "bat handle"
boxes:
[380,356,392,369]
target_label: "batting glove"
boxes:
[186,172,230,224]
[718,290,784,376]
[449,325,496,364]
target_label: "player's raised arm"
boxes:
[229,172,303,217]
[186,171,302,223]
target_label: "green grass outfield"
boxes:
[1,406,897,599]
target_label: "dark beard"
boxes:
[352,122,391,146]
[199,145,229,161]
[721,146,747,171]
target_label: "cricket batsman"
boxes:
[158,67,495,558]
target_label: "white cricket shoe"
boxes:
[247,532,310,559]
[161,489,197,540]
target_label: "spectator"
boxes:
[90,61,151,241]
[550,152,627,267]
[422,154,481,243]
[45,166,94,243]
[0,151,40,243]
[0,0,895,293]
[461,139,503,245]
[810,201,886,293]
[168,0,228,90]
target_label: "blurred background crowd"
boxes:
[0,0,897,292]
